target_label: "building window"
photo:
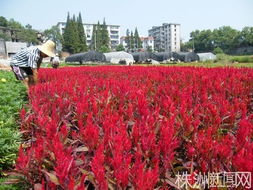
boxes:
[175,42,177,46]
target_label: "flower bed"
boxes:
[16,66,253,189]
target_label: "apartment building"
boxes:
[57,22,120,50]
[120,36,154,51]
[148,23,180,52]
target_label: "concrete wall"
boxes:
[0,39,6,58]
[6,41,27,57]
[0,40,27,58]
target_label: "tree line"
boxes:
[182,26,253,54]
[0,16,41,44]
[124,28,142,52]
[62,13,88,53]
[62,13,112,53]
[2,15,253,55]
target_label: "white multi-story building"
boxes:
[148,23,180,52]
[57,22,120,50]
[120,36,154,51]
[140,36,154,51]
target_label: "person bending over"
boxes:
[10,40,56,92]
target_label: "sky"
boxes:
[1,0,253,42]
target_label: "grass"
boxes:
[0,71,27,190]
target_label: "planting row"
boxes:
[15,66,253,189]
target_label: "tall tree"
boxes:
[130,31,134,52]
[63,13,80,53]
[90,24,97,50]
[95,21,102,50]
[134,27,142,50]
[63,13,72,52]
[100,18,110,52]
[71,15,80,52]
[77,12,87,52]
[125,29,130,51]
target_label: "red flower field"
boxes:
[16,66,253,189]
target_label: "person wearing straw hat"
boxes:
[10,40,56,92]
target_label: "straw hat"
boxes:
[38,40,56,57]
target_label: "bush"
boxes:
[213,47,224,54]
[231,55,253,63]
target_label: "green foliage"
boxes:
[99,45,110,53]
[134,27,142,50]
[213,47,224,54]
[125,29,130,51]
[146,46,153,52]
[7,19,23,30]
[18,25,40,45]
[0,17,8,27]
[125,28,142,52]
[100,19,110,51]
[116,44,125,51]
[0,16,39,44]
[0,176,30,190]
[130,31,134,52]
[43,25,63,49]
[187,26,253,54]
[0,32,11,41]
[90,19,110,52]
[0,71,26,175]
[77,12,88,52]
[63,13,88,53]
[240,27,253,46]
[231,55,253,63]
[63,13,78,53]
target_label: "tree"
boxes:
[62,13,80,53]
[95,21,102,50]
[7,18,23,29]
[90,20,110,52]
[77,12,87,52]
[116,44,125,51]
[100,19,110,51]
[0,16,8,27]
[125,29,130,51]
[146,46,153,52]
[44,25,63,49]
[240,27,253,46]
[63,13,72,52]
[134,27,142,50]
[71,15,80,53]
[0,31,11,41]
[18,24,39,45]
[213,47,224,54]
[130,31,134,52]
[213,26,239,53]
[90,24,97,50]
[99,45,110,53]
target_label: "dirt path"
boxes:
[0,64,11,71]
